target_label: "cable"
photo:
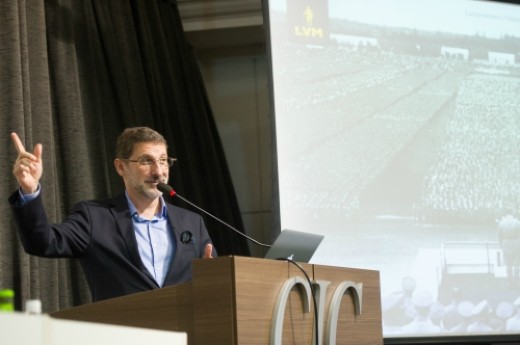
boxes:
[277,258,320,345]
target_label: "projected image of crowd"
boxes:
[278,51,468,216]
[422,76,520,221]
[276,26,520,225]
[273,19,520,337]
[382,276,520,335]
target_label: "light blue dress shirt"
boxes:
[17,185,40,205]
[125,193,175,287]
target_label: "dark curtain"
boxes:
[0,0,249,313]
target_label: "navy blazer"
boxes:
[9,191,216,301]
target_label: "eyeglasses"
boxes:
[121,157,177,167]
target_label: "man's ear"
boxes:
[114,159,125,177]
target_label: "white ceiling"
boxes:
[177,0,265,49]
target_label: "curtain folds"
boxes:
[0,0,248,313]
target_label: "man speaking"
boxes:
[9,127,215,302]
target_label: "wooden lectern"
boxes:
[52,256,382,345]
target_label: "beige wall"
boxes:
[197,48,272,257]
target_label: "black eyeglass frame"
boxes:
[120,157,177,167]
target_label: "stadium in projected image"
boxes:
[266,0,520,338]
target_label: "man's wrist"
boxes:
[18,185,41,205]
[21,186,38,195]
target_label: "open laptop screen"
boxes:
[264,229,324,263]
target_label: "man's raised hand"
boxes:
[11,132,43,194]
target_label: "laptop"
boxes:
[264,229,324,263]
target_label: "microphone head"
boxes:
[157,182,176,197]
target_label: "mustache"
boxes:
[146,177,167,184]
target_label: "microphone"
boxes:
[157,182,270,248]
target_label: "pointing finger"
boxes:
[11,132,39,160]
[10,132,26,155]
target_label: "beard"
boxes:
[127,173,167,200]
[135,182,161,199]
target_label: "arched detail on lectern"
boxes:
[325,281,363,345]
[270,276,312,345]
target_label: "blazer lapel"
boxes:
[109,194,158,285]
[164,204,199,283]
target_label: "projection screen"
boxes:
[264,0,520,340]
